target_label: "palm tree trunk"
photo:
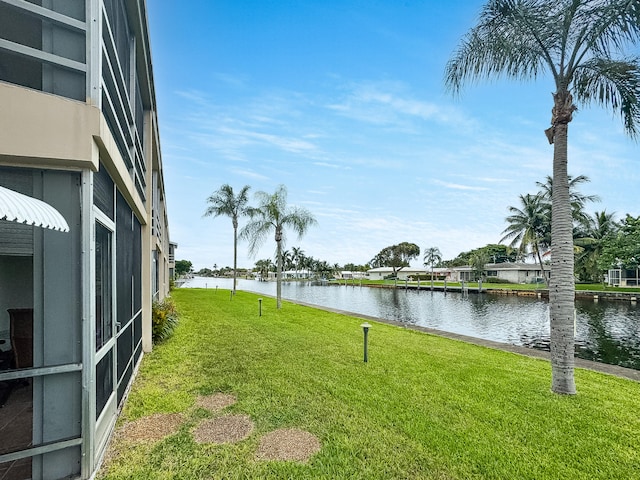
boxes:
[232,225,238,294]
[430,265,434,290]
[550,121,576,395]
[276,238,282,309]
[533,243,549,287]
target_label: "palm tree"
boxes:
[536,174,600,228]
[204,184,251,294]
[446,0,640,394]
[423,246,442,290]
[254,258,274,281]
[500,193,550,285]
[306,257,315,278]
[574,211,618,282]
[291,246,305,278]
[240,185,317,309]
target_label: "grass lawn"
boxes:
[99,289,640,479]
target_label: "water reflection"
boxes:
[180,278,640,369]
[576,301,640,369]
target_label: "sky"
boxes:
[147,1,639,271]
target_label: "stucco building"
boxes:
[0,1,171,478]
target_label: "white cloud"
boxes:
[431,179,489,191]
[326,80,473,129]
[228,168,270,181]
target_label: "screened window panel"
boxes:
[103,0,131,88]
[117,362,132,404]
[116,192,140,322]
[135,73,144,143]
[133,217,142,312]
[94,165,115,222]
[95,350,113,418]
[0,49,43,91]
[133,311,142,351]
[24,0,85,21]
[0,2,86,101]
[116,322,132,380]
[0,3,42,49]
[95,222,113,351]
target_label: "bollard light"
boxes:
[259,298,262,316]
[360,322,371,363]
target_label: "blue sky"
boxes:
[148,1,639,271]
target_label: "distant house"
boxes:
[367,267,451,281]
[607,268,640,287]
[336,271,368,280]
[452,263,550,283]
[262,270,312,280]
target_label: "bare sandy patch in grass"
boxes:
[193,414,254,444]
[118,413,184,442]
[195,392,237,412]
[100,413,184,473]
[255,428,321,462]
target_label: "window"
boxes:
[95,222,113,351]
[96,349,113,418]
[0,2,86,101]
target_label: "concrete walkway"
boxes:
[291,299,640,383]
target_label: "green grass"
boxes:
[99,289,640,479]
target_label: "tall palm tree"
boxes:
[423,246,442,290]
[204,184,251,294]
[500,193,550,285]
[446,0,640,394]
[240,185,317,309]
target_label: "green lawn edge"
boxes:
[99,289,640,480]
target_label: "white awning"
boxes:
[0,185,70,232]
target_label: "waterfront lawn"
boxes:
[99,289,640,480]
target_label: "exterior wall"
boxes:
[367,267,428,280]
[0,83,100,168]
[0,1,170,478]
[608,268,640,287]
[452,264,550,283]
[366,265,551,284]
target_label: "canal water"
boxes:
[179,277,640,370]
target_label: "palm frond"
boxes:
[204,184,251,218]
[445,0,559,94]
[573,57,640,137]
[240,185,316,258]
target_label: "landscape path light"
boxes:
[259,298,262,316]
[360,322,371,363]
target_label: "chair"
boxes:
[8,308,33,369]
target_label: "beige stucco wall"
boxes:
[0,83,100,169]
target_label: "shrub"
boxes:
[483,277,511,284]
[152,297,179,344]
